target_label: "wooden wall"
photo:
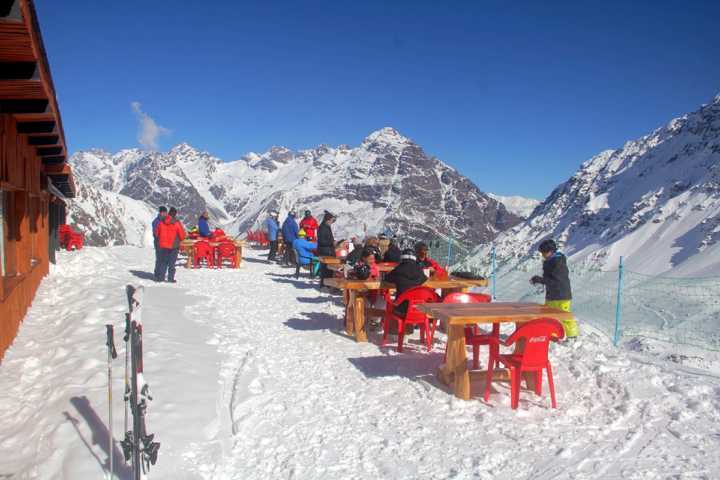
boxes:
[0,113,50,361]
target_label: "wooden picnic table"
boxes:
[416,302,574,401]
[180,238,245,269]
[324,277,488,342]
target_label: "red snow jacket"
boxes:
[299,216,319,240]
[155,216,186,249]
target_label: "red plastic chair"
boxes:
[216,241,238,268]
[382,286,441,352]
[58,224,73,247]
[484,318,565,409]
[193,241,214,268]
[442,292,494,369]
[258,231,269,247]
[66,232,84,251]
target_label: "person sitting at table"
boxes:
[292,229,318,279]
[383,236,402,263]
[281,211,299,266]
[385,249,428,325]
[317,211,337,287]
[298,210,319,241]
[415,241,448,277]
[198,211,212,238]
[352,247,380,280]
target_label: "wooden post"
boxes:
[345,290,355,336]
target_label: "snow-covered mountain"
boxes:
[69,128,521,246]
[487,193,540,218]
[461,94,720,277]
[67,182,155,247]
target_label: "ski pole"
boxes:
[105,324,118,480]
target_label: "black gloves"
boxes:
[530,275,543,285]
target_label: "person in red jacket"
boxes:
[154,207,186,283]
[298,210,318,241]
[415,241,448,278]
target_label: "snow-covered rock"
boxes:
[69,127,522,246]
[461,94,720,277]
[487,193,541,218]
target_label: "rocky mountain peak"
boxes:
[362,127,413,149]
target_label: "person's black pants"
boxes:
[157,248,179,281]
[153,243,162,280]
[268,239,278,261]
[283,241,295,265]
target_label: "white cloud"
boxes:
[131,101,171,151]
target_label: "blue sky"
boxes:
[37,1,720,200]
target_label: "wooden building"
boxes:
[1,0,75,360]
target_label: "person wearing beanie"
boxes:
[281,211,300,266]
[530,238,577,338]
[152,206,168,279]
[265,210,280,262]
[317,211,337,286]
[292,229,319,279]
[299,210,319,241]
[385,248,429,323]
[154,207,186,283]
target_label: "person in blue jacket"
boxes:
[265,210,279,262]
[281,211,299,265]
[292,229,318,278]
[152,206,168,279]
[198,211,212,238]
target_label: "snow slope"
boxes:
[67,181,156,247]
[0,247,719,479]
[461,94,720,277]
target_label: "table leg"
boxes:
[444,324,470,400]
[354,293,368,343]
[186,247,193,269]
[345,290,356,336]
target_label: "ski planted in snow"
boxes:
[120,285,160,479]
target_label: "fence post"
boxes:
[491,245,497,300]
[613,256,624,346]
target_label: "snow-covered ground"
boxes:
[1,247,719,479]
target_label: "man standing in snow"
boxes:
[152,206,167,280]
[281,211,299,266]
[298,210,319,241]
[265,210,280,262]
[154,207,186,283]
[530,239,578,339]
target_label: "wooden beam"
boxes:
[37,146,62,156]
[0,79,45,99]
[17,120,55,133]
[0,98,47,113]
[0,21,33,62]
[44,163,71,175]
[27,134,58,145]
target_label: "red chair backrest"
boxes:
[213,228,225,236]
[442,292,491,304]
[505,318,565,369]
[393,286,440,321]
[195,241,213,256]
[217,242,236,256]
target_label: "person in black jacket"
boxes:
[346,237,382,265]
[317,211,336,286]
[530,239,578,338]
[385,249,428,322]
[383,237,401,263]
